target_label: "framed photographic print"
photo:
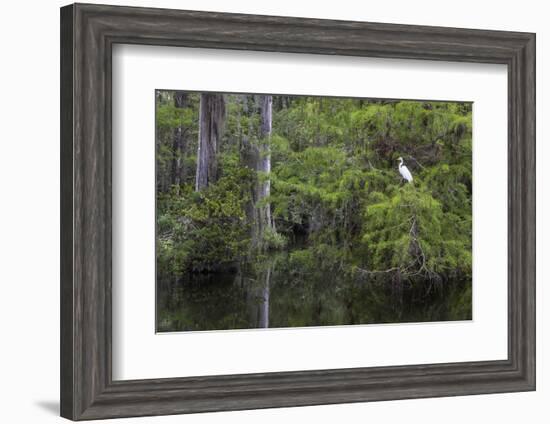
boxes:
[154,91,474,333]
[60,3,535,420]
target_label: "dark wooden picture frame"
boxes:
[60,3,536,420]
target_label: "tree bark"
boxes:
[171,127,182,187]
[257,95,275,234]
[241,95,277,251]
[170,92,189,189]
[195,93,225,191]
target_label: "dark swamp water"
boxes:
[156,252,472,333]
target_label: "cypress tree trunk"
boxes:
[241,95,277,251]
[257,95,275,235]
[171,91,187,189]
[243,95,276,251]
[171,127,182,186]
[195,93,225,191]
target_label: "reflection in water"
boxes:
[157,253,472,333]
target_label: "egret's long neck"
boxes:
[398,159,403,168]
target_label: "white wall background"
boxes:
[0,0,545,423]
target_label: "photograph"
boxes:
[1,0,540,421]
[155,91,473,332]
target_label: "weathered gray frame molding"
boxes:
[60,3,536,420]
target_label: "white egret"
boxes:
[397,157,413,183]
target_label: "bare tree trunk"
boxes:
[241,95,277,251]
[171,92,188,189]
[257,95,275,234]
[171,127,183,187]
[195,93,225,191]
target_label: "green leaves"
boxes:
[156,92,472,286]
[361,175,471,282]
[156,156,254,275]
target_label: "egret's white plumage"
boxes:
[397,157,413,183]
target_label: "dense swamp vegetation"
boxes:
[155,91,472,332]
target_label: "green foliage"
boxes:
[155,92,200,189]
[362,182,471,281]
[260,227,287,250]
[156,92,472,285]
[157,157,254,275]
[156,101,196,130]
